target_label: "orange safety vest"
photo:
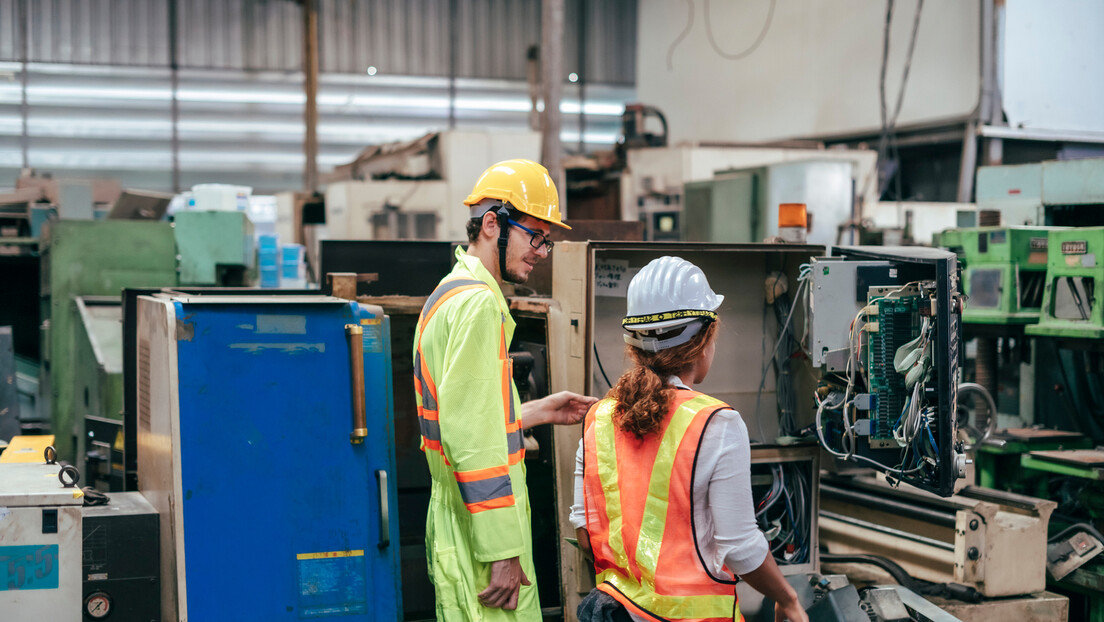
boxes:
[413,277,524,512]
[583,390,741,622]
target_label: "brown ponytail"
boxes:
[607,321,718,438]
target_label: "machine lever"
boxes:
[346,324,368,444]
[376,470,390,549]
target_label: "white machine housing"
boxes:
[0,462,84,618]
[325,129,541,242]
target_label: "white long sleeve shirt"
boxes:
[570,377,770,579]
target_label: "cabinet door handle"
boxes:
[376,470,390,549]
[346,324,368,444]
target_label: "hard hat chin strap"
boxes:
[494,204,512,283]
[470,201,516,283]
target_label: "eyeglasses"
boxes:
[508,219,554,253]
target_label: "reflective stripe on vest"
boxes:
[414,277,523,513]
[583,391,740,622]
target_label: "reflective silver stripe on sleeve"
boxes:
[457,474,513,505]
[420,417,442,442]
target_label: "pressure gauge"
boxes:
[85,591,112,619]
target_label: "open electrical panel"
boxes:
[807,247,965,496]
[549,241,965,617]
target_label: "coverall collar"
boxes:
[454,245,516,338]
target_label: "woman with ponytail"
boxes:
[571,256,806,622]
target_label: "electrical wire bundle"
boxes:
[892,315,933,447]
[753,263,812,440]
[813,282,941,480]
[753,463,811,565]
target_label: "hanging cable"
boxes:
[702,0,777,61]
[593,343,614,390]
[877,0,925,198]
[666,0,696,71]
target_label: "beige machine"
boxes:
[324,129,541,243]
[820,475,1056,598]
[549,241,825,620]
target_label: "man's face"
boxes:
[503,215,552,284]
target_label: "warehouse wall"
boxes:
[1003,0,1104,134]
[0,0,638,193]
[0,0,636,83]
[635,0,980,144]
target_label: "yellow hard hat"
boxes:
[463,159,570,229]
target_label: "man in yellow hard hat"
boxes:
[413,159,597,620]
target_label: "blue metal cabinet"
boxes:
[137,295,400,621]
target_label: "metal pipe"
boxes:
[540,0,565,214]
[577,0,587,154]
[19,0,28,169]
[302,0,320,193]
[346,324,367,444]
[819,483,957,528]
[448,0,457,129]
[169,0,180,192]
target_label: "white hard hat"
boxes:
[623,256,723,351]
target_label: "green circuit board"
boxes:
[866,291,925,445]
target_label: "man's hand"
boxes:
[478,557,531,610]
[522,391,598,428]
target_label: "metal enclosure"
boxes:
[326,180,448,241]
[0,462,84,618]
[550,241,825,620]
[808,258,894,369]
[1025,226,1104,340]
[73,297,124,490]
[937,227,1066,325]
[822,246,964,497]
[748,444,820,576]
[82,491,160,622]
[137,294,401,621]
[324,130,542,243]
[320,240,458,297]
[820,476,1056,598]
[40,220,178,463]
[172,210,256,285]
[620,146,878,230]
[0,326,19,442]
[976,163,1044,225]
[976,157,1104,227]
[675,160,856,245]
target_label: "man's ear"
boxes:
[480,210,500,239]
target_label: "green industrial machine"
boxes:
[173,210,255,285]
[1026,227,1104,340]
[40,220,178,464]
[74,296,125,489]
[937,227,1064,325]
[935,228,969,267]
[41,213,260,468]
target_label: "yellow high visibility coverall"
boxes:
[413,246,538,621]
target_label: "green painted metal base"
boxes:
[975,434,1091,490]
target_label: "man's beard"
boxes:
[504,264,529,284]
[500,246,529,284]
